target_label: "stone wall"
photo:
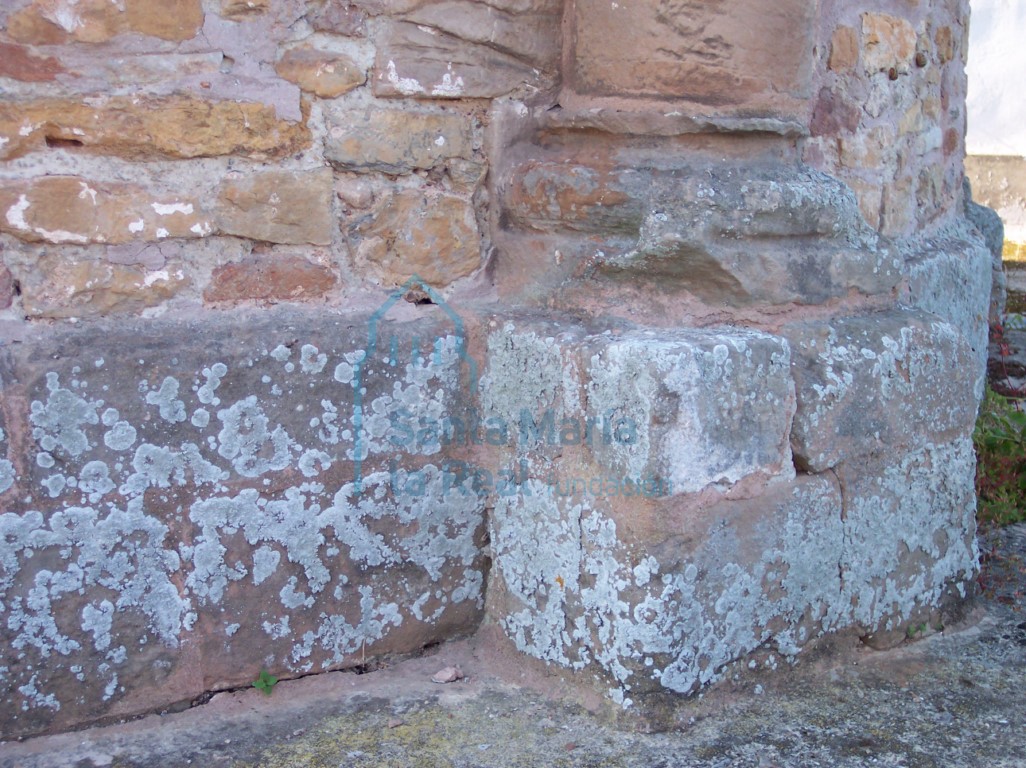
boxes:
[0,0,991,737]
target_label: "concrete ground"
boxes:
[2,525,1024,768]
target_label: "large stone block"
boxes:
[786,310,979,472]
[903,219,992,401]
[205,255,337,304]
[18,256,189,319]
[215,170,335,246]
[481,321,795,497]
[325,105,475,174]
[570,0,815,111]
[582,328,795,495]
[0,177,210,246]
[373,15,556,99]
[0,97,309,161]
[6,0,203,44]
[0,308,489,738]
[839,439,979,634]
[502,161,901,306]
[353,190,482,287]
[489,475,845,706]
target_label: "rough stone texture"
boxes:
[0,0,992,740]
[839,439,978,636]
[786,310,979,472]
[861,12,917,75]
[503,160,901,306]
[828,26,858,72]
[6,0,204,44]
[372,0,561,99]
[205,255,336,304]
[0,41,65,81]
[488,476,844,706]
[0,176,210,245]
[275,48,365,99]
[353,190,482,287]
[18,257,189,318]
[307,1,366,36]
[481,321,795,497]
[216,170,334,246]
[964,178,1007,324]
[903,220,993,400]
[0,311,489,738]
[221,0,269,19]
[570,0,815,112]
[0,97,310,161]
[0,262,16,310]
[324,105,475,174]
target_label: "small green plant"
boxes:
[974,386,1026,527]
[906,622,928,639]
[252,669,278,696]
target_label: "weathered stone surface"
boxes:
[398,0,561,70]
[505,162,901,306]
[829,25,859,72]
[481,321,795,497]
[325,106,474,174]
[861,12,917,75]
[903,220,993,401]
[373,20,553,98]
[964,178,1007,324]
[221,0,269,18]
[275,48,365,99]
[18,257,188,318]
[205,255,336,303]
[307,1,366,36]
[0,310,489,738]
[785,310,979,472]
[6,0,204,43]
[0,263,15,310]
[839,439,978,635]
[0,42,65,81]
[0,176,210,245]
[216,170,334,246]
[354,190,481,287]
[581,329,795,495]
[810,87,862,137]
[570,0,814,109]
[0,97,310,161]
[489,475,846,704]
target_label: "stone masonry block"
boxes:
[0,97,309,162]
[325,104,475,175]
[502,161,901,306]
[489,475,845,706]
[216,170,335,246]
[839,439,979,635]
[570,0,815,111]
[481,320,795,497]
[6,0,203,44]
[785,310,979,472]
[0,308,488,738]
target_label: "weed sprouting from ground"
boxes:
[975,385,1026,527]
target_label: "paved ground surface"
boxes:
[2,524,1024,768]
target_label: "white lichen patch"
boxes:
[492,476,858,705]
[30,372,100,458]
